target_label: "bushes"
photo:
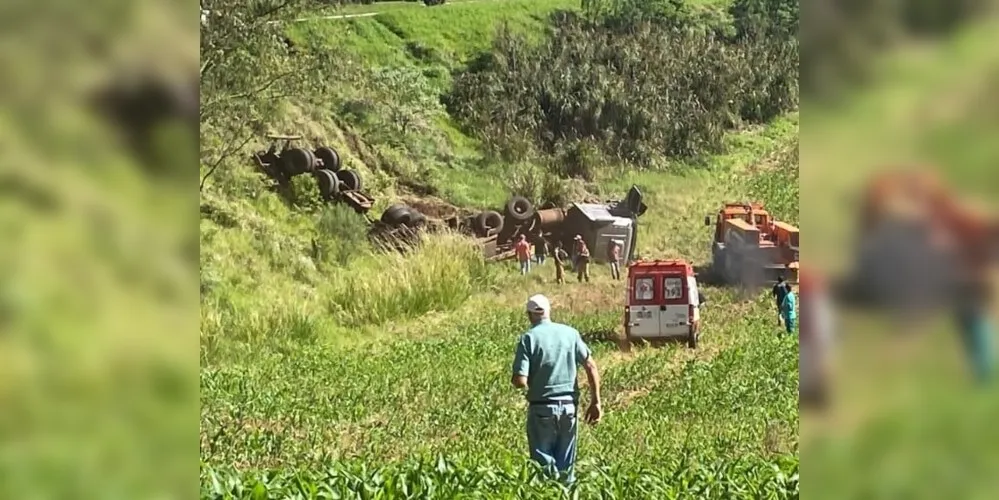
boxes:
[447,3,798,172]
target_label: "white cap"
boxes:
[525,294,551,317]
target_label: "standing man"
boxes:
[772,276,791,327]
[534,234,548,266]
[955,277,994,384]
[607,239,622,280]
[552,241,567,284]
[780,284,797,334]
[511,294,602,485]
[573,235,591,283]
[515,234,531,275]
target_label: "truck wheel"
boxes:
[505,196,535,223]
[475,210,504,234]
[281,148,316,176]
[408,212,427,228]
[314,146,341,172]
[314,169,341,199]
[336,169,362,192]
[381,204,413,225]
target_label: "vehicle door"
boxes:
[628,272,660,337]
[660,272,690,336]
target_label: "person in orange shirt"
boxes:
[515,234,532,275]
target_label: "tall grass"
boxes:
[324,233,497,327]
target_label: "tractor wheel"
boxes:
[314,169,341,199]
[408,212,427,228]
[475,210,504,234]
[281,147,316,175]
[505,196,535,223]
[336,169,362,192]
[381,204,413,225]
[314,146,341,172]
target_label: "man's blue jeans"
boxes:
[520,259,531,275]
[526,402,577,484]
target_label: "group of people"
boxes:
[513,234,624,283]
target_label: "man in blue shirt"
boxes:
[511,294,602,484]
[781,286,797,334]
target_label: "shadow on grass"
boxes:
[579,328,620,346]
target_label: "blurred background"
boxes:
[800,0,998,498]
[0,0,199,497]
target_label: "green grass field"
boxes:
[800,18,999,500]
[200,0,800,496]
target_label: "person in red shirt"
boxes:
[607,240,622,280]
[515,234,532,275]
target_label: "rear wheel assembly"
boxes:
[409,212,427,228]
[336,169,362,192]
[475,210,504,235]
[314,169,341,199]
[505,196,535,223]
[281,147,316,176]
[381,203,413,225]
[314,146,341,172]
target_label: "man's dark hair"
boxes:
[777,276,785,283]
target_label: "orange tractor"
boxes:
[846,168,998,311]
[704,202,800,287]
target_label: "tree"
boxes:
[199,0,334,190]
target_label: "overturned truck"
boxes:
[371,186,649,261]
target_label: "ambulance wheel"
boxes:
[687,330,699,349]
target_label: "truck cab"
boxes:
[624,259,704,348]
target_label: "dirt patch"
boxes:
[399,195,466,219]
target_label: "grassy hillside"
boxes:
[200,0,800,496]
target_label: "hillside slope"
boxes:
[200,0,800,496]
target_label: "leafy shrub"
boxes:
[447,8,798,172]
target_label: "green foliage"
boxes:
[322,234,497,327]
[201,297,799,498]
[448,7,798,171]
[728,0,798,41]
[315,205,372,267]
[749,140,799,224]
[800,0,995,100]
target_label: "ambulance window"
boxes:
[635,278,654,301]
[664,277,683,299]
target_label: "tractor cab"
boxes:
[624,259,704,348]
[705,202,780,243]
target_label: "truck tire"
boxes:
[505,196,535,223]
[281,148,315,176]
[314,169,341,199]
[314,146,341,172]
[408,212,427,228]
[381,204,413,225]
[336,169,362,192]
[475,210,504,234]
